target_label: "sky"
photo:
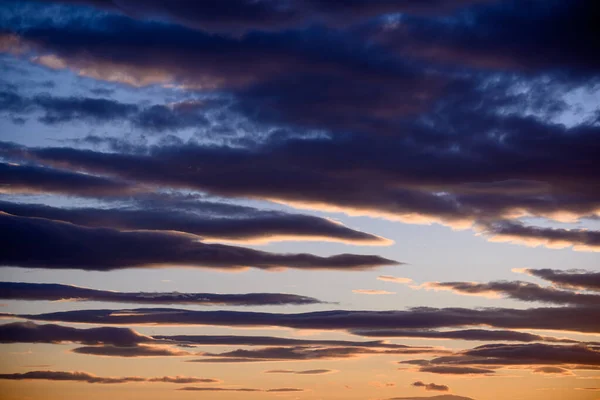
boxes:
[0,0,599,399]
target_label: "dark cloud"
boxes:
[412,381,450,392]
[265,369,334,375]
[34,0,490,33]
[520,269,600,292]
[375,0,600,76]
[418,366,495,375]
[402,343,600,376]
[0,161,136,197]
[0,200,390,245]
[0,90,210,133]
[531,366,573,375]
[19,305,600,334]
[388,396,475,400]
[71,344,191,357]
[0,370,217,384]
[480,221,600,252]
[178,386,303,392]
[191,345,445,362]
[0,322,434,352]
[1,111,598,249]
[0,281,323,306]
[0,212,398,271]
[350,328,581,344]
[463,343,600,366]
[156,334,409,349]
[423,280,600,305]
[0,321,150,346]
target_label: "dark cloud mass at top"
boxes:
[0,0,598,398]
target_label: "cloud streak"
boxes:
[0,281,323,306]
[0,370,218,384]
[0,199,390,245]
[0,212,398,271]
[18,305,600,333]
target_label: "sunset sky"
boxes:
[0,1,599,399]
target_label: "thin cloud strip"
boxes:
[421,280,600,306]
[0,281,324,306]
[517,268,600,292]
[0,370,219,384]
[17,305,600,333]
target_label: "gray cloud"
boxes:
[0,199,389,245]
[412,381,450,392]
[0,321,150,346]
[0,161,136,197]
[0,370,218,384]
[264,369,334,375]
[0,281,323,306]
[417,366,495,375]
[72,344,191,357]
[18,305,600,334]
[191,345,445,362]
[350,328,582,344]
[520,269,600,292]
[423,280,600,306]
[0,212,398,271]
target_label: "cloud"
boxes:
[72,344,191,357]
[34,0,492,34]
[0,281,323,306]
[0,321,428,351]
[0,199,390,245]
[481,220,600,252]
[0,212,398,271]
[178,386,303,392]
[0,370,217,384]
[0,161,136,197]
[388,396,475,400]
[0,321,151,346]
[350,328,582,344]
[531,367,574,376]
[412,381,450,392]
[378,276,413,284]
[353,289,396,295]
[19,305,600,334]
[402,343,600,376]
[190,345,445,362]
[2,113,598,251]
[373,0,600,80]
[417,366,495,375]
[463,343,600,366]
[517,269,600,292]
[264,369,335,375]
[0,90,211,133]
[421,280,600,305]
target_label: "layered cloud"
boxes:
[0,212,398,271]
[0,321,150,346]
[518,269,600,292]
[401,343,600,376]
[422,280,600,306]
[0,370,218,384]
[0,281,323,306]
[0,199,390,245]
[18,305,600,333]
[190,345,447,363]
